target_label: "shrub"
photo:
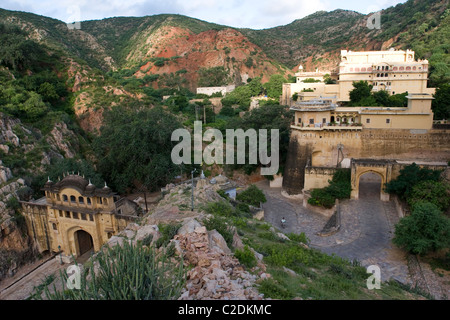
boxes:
[204,200,235,217]
[258,278,295,299]
[155,223,181,248]
[234,245,257,268]
[308,169,351,208]
[217,189,229,199]
[236,185,266,207]
[286,232,310,244]
[393,201,450,255]
[264,244,309,267]
[236,203,251,217]
[5,196,20,211]
[258,231,278,241]
[308,188,335,208]
[36,241,185,300]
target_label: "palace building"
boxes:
[280,50,449,201]
[20,174,139,261]
[281,49,435,105]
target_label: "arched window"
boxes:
[52,223,57,230]
[103,198,108,205]
[87,197,92,205]
[78,196,84,204]
[70,195,76,203]
[63,195,68,202]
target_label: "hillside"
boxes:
[1,0,448,88]
[241,0,449,82]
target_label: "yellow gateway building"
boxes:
[20,174,139,261]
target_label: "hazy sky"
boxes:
[1,0,407,29]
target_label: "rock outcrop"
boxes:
[174,224,265,300]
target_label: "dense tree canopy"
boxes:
[384,163,442,200]
[198,66,230,87]
[0,23,46,72]
[432,83,450,120]
[93,106,183,193]
[263,74,288,101]
[348,81,408,107]
[393,201,450,255]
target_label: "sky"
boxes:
[0,0,408,29]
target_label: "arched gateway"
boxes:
[350,159,395,201]
[75,229,94,256]
[20,174,140,261]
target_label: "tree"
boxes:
[93,106,183,193]
[384,163,442,200]
[198,66,229,87]
[0,23,46,72]
[236,185,267,207]
[263,74,287,100]
[432,83,450,120]
[373,90,390,107]
[324,74,336,84]
[20,91,49,120]
[408,180,450,212]
[349,81,373,106]
[388,93,408,108]
[393,201,450,255]
[221,78,263,108]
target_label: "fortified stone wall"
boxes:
[283,128,450,194]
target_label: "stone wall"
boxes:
[303,166,342,191]
[284,128,450,194]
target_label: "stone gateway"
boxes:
[20,174,139,261]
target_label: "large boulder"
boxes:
[208,229,231,255]
[177,218,202,235]
[134,224,160,244]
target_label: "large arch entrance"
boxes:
[350,159,394,201]
[358,172,382,199]
[75,230,94,256]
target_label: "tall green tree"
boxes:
[349,81,373,106]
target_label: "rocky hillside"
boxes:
[241,0,449,74]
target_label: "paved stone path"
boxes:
[257,179,412,284]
